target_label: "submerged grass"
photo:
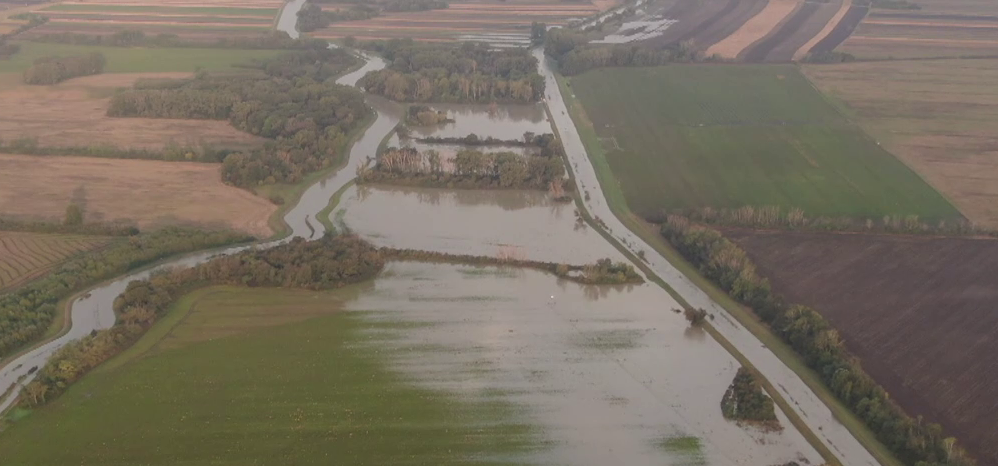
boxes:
[655,436,706,466]
[0,287,543,465]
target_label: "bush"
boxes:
[721,367,778,425]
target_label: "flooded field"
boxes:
[405,103,552,140]
[346,261,822,465]
[335,185,621,264]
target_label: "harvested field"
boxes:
[741,0,845,62]
[568,65,959,219]
[681,0,769,50]
[804,59,998,227]
[313,1,601,43]
[27,2,280,39]
[839,0,998,58]
[806,4,868,54]
[724,229,998,466]
[0,231,110,291]
[707,0,801,59]
[0,153,276,237]
[0,72,264,151]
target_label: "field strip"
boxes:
[864,19,998,28]
[793,0,851,60]
[323,24,521,32]
[42,11,280,20]
[849,35,998,45]
[447,3,598,11]
[67,1,283,6]
[359,18,553,24]
[48,18,271,27]
[708,0,801,58]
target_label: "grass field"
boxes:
[0,231,111,291]
[567,65,960,220]
[804,58,998,227]
[0,286,540,465]
[0,42,280,73]
[42,4,279,15]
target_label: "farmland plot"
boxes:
[740,0,846,62]
[568,65,958,219]
[725,229,998,466]
[0,232,111,291]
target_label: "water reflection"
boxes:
[406,103,552,140]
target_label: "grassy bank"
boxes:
[0,42,281,73]
[567,65,959,220]
[0,286,541,464]
[555,73,902,466]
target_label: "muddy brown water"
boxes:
[405,103,553,140]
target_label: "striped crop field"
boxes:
[0,231,111,291]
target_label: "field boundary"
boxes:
[555,71,904,466]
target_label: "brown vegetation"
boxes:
[707,0,802,59]
[0,231,110,291]
[793,0,852,59]
[0,153,276,236]
[804,59,998,227]
[0,73,265,150]
[724,229,998,466]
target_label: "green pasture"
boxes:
[0,42,281,73]
[568,65,959,219]
[0,287,540,465]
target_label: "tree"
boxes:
[64,204,84,225]
[531,22,546,45]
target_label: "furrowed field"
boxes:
[0,232,111,291]
[568,65,960,219]
[0,286,540,465]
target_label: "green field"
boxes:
[42,4,280,16]
[0,286,539,465]
[0,42,281,73]
[568,65,960,219]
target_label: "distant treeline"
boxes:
[0,217,138,237]
[659,214,976,466]
[0,13,48,59]
[803,50,857,63]
[358,40,545,103]
[26,30,329,50]
[19,235,384,407]
[545,28,713,76]
[360,147,565,190]
[859,0,921,9]
[381,249,643,285]
[23,52,105,85]
[0,227,252,361]
[297,0,448,32]
[653,205,996,238]
[412,132,565,158]
[0,137,236,163]
[106,48,371,187]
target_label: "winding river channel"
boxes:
[0,3,880,465]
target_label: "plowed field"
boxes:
[0,231,111,291]
[725,229,998,466]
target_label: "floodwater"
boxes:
[405,103,552,140]
[335,185,622,264]
[346,261,820,465]
[536,47,882,465]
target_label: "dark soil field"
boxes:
[643,0,733,46]
[808,5,868,54]
[681,0,769,49]
[724,229,998,466]
[742,1,821,61]
[742,0,845,62]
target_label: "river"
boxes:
[0,4,880,466]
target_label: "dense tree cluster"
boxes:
[405,105,453,126]
[0,137,233,163]
[720,367,778,425]
[660,215,976,466]
[297,2,378,32]
[361,147,564,190]
[0,227,252,359]
[545,28,708,76]
[19,235,385,406]
[359,41,545,103]
[22,52,105,85]
[579,258,642,284]
[106,48,371,187]
[29,30,328,49]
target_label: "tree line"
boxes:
[18,235,385,407]
[0,216,138,237]
[0,136,237,163]
[653,205,997,239]
[297,0,447,32]
[412,132,565,159]
[358,40,545,103]
[545,28,712,76]
[27,29,326,50]
[659,215,976,466]
[360,147,565,190]
[0,227,252,360]
[23,52,105,85]
[106,48,372,187]
[0,13,48,60]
